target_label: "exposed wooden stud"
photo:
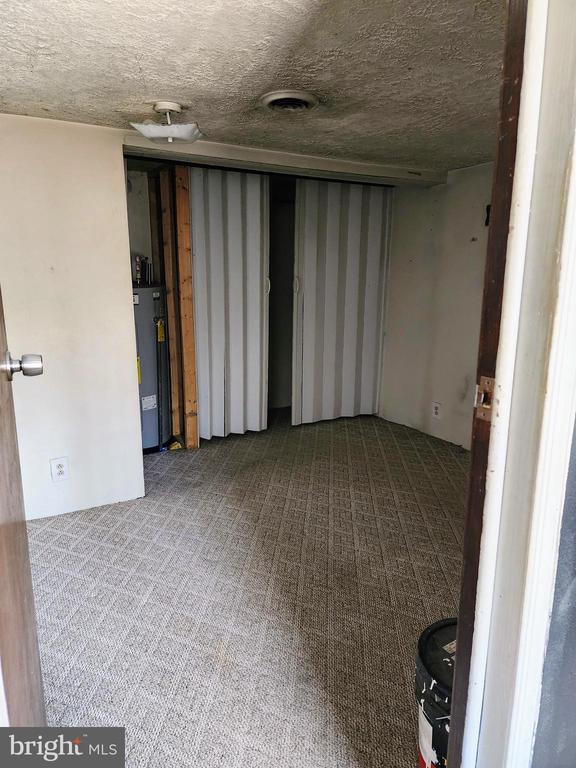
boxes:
[174,165,199,449]
[159,168,183,440]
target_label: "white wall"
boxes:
[0,114,144,519]
[380,163,493,449]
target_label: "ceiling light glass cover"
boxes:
[131,101,202,144]
[130,121,202,143]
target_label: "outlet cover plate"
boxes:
[432,401,442,420]
[50,456,70,482]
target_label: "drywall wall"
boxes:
[0,114,144,519]
[268,177,295,410]
[380,163,493,449]
[126,170,153,275]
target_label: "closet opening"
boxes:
[125,159,198,455]
[126,159,171,453]
[267,175,296,427]
[125,162,392,445]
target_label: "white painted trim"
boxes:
[123,132,445,187]
[505,99,576,768]
[460,0,548,763]
[470,0,576,765]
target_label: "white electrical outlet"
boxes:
[50,457,70,482]
[432,401,442,419]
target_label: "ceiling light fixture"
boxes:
[130,101,202,144]
[260,90,319,112]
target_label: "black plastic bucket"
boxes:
[415,618,457,768]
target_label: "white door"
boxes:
[190,168,269,439]
[292,179,390,425]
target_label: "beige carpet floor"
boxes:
[27,414,467,767]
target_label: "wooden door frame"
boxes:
[448,0,529,764]
[450,0,576,765]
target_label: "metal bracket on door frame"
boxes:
[475,375,495,422]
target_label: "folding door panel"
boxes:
[191,168,269,438]
[293,179,390,425]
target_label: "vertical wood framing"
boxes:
[159,168,183,440]
[174,165,199,449]
[448,1,528,765]
[474,2,576,763]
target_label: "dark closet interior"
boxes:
[267,175,296,422]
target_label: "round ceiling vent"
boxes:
[260,90,319,112]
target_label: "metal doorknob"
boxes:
[2,351,43,381]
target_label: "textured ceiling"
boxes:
[0,0,505,171]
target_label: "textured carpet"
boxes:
[27,414,468,768]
